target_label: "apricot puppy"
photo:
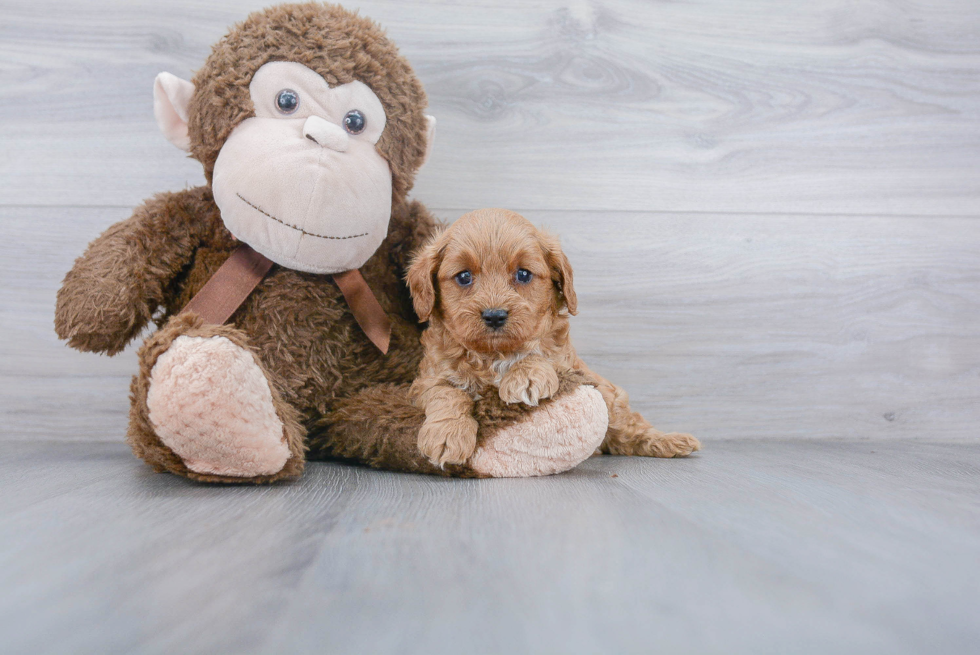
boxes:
[406,208,700,468]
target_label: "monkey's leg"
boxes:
[578,364,700,458]
[308,383,466,477]
[128,313,306,483]
[308,372,608,478]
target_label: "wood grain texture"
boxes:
[1,440,978,654]
[5,205,977,442]
[0,0,978,213]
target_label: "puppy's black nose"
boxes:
[481,308,509,330]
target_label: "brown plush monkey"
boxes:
[54,3,608,482]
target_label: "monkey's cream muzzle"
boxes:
[210,62,393,274]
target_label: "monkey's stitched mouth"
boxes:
[236,193,368,240]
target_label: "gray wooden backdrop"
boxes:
[2,0,979,443]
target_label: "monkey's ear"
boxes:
[539,231,578,316]
[406,236,444,322]
[153,72,195,152]
[420,115,436,167]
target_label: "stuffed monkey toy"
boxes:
[54,3,609,482]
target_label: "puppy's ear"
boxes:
[406,236,445,322]
[538,231,577,316]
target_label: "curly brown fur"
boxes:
[406,209,579,466]
[54,4,446,482]
[407,208,701,463]
[55,188,215,355]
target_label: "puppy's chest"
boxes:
[447,351,533,399]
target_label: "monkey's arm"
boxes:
[387,199,443,275]
[55,188,214,355]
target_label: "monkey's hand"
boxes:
[55,258,153,356]
[55,189,211,355]
[498,355,560,407]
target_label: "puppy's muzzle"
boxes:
[481,308,508,330]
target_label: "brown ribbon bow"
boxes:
[180,243,391,354]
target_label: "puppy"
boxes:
[406,208,700,468]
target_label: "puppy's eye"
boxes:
[275,89,299,114]
[515,268,533,284]
[454,271,473,287]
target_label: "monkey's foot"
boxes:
[146,335,290,477]
[470,385,608,477]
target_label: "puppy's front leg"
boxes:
[498,354,560,407]
[413,382,479,467]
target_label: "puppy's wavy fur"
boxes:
[407,208,700,467]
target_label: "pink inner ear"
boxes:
[421,115,436,166]
[153,72,194,151]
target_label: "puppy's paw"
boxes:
[631,430,701,458]
[498,364,560,407]
[418,415,479,467]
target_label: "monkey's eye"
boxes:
[343,109,366,134]
[515,268,533,284]
[275,89,299,114]
[454,271,473,287]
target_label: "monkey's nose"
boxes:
[303,116,349,152]
[481,308,509,330]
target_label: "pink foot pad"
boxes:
[469,385,608,477]
[146,335,290,477]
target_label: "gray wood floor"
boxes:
[2,440,978,654]
[2,1,980,652]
